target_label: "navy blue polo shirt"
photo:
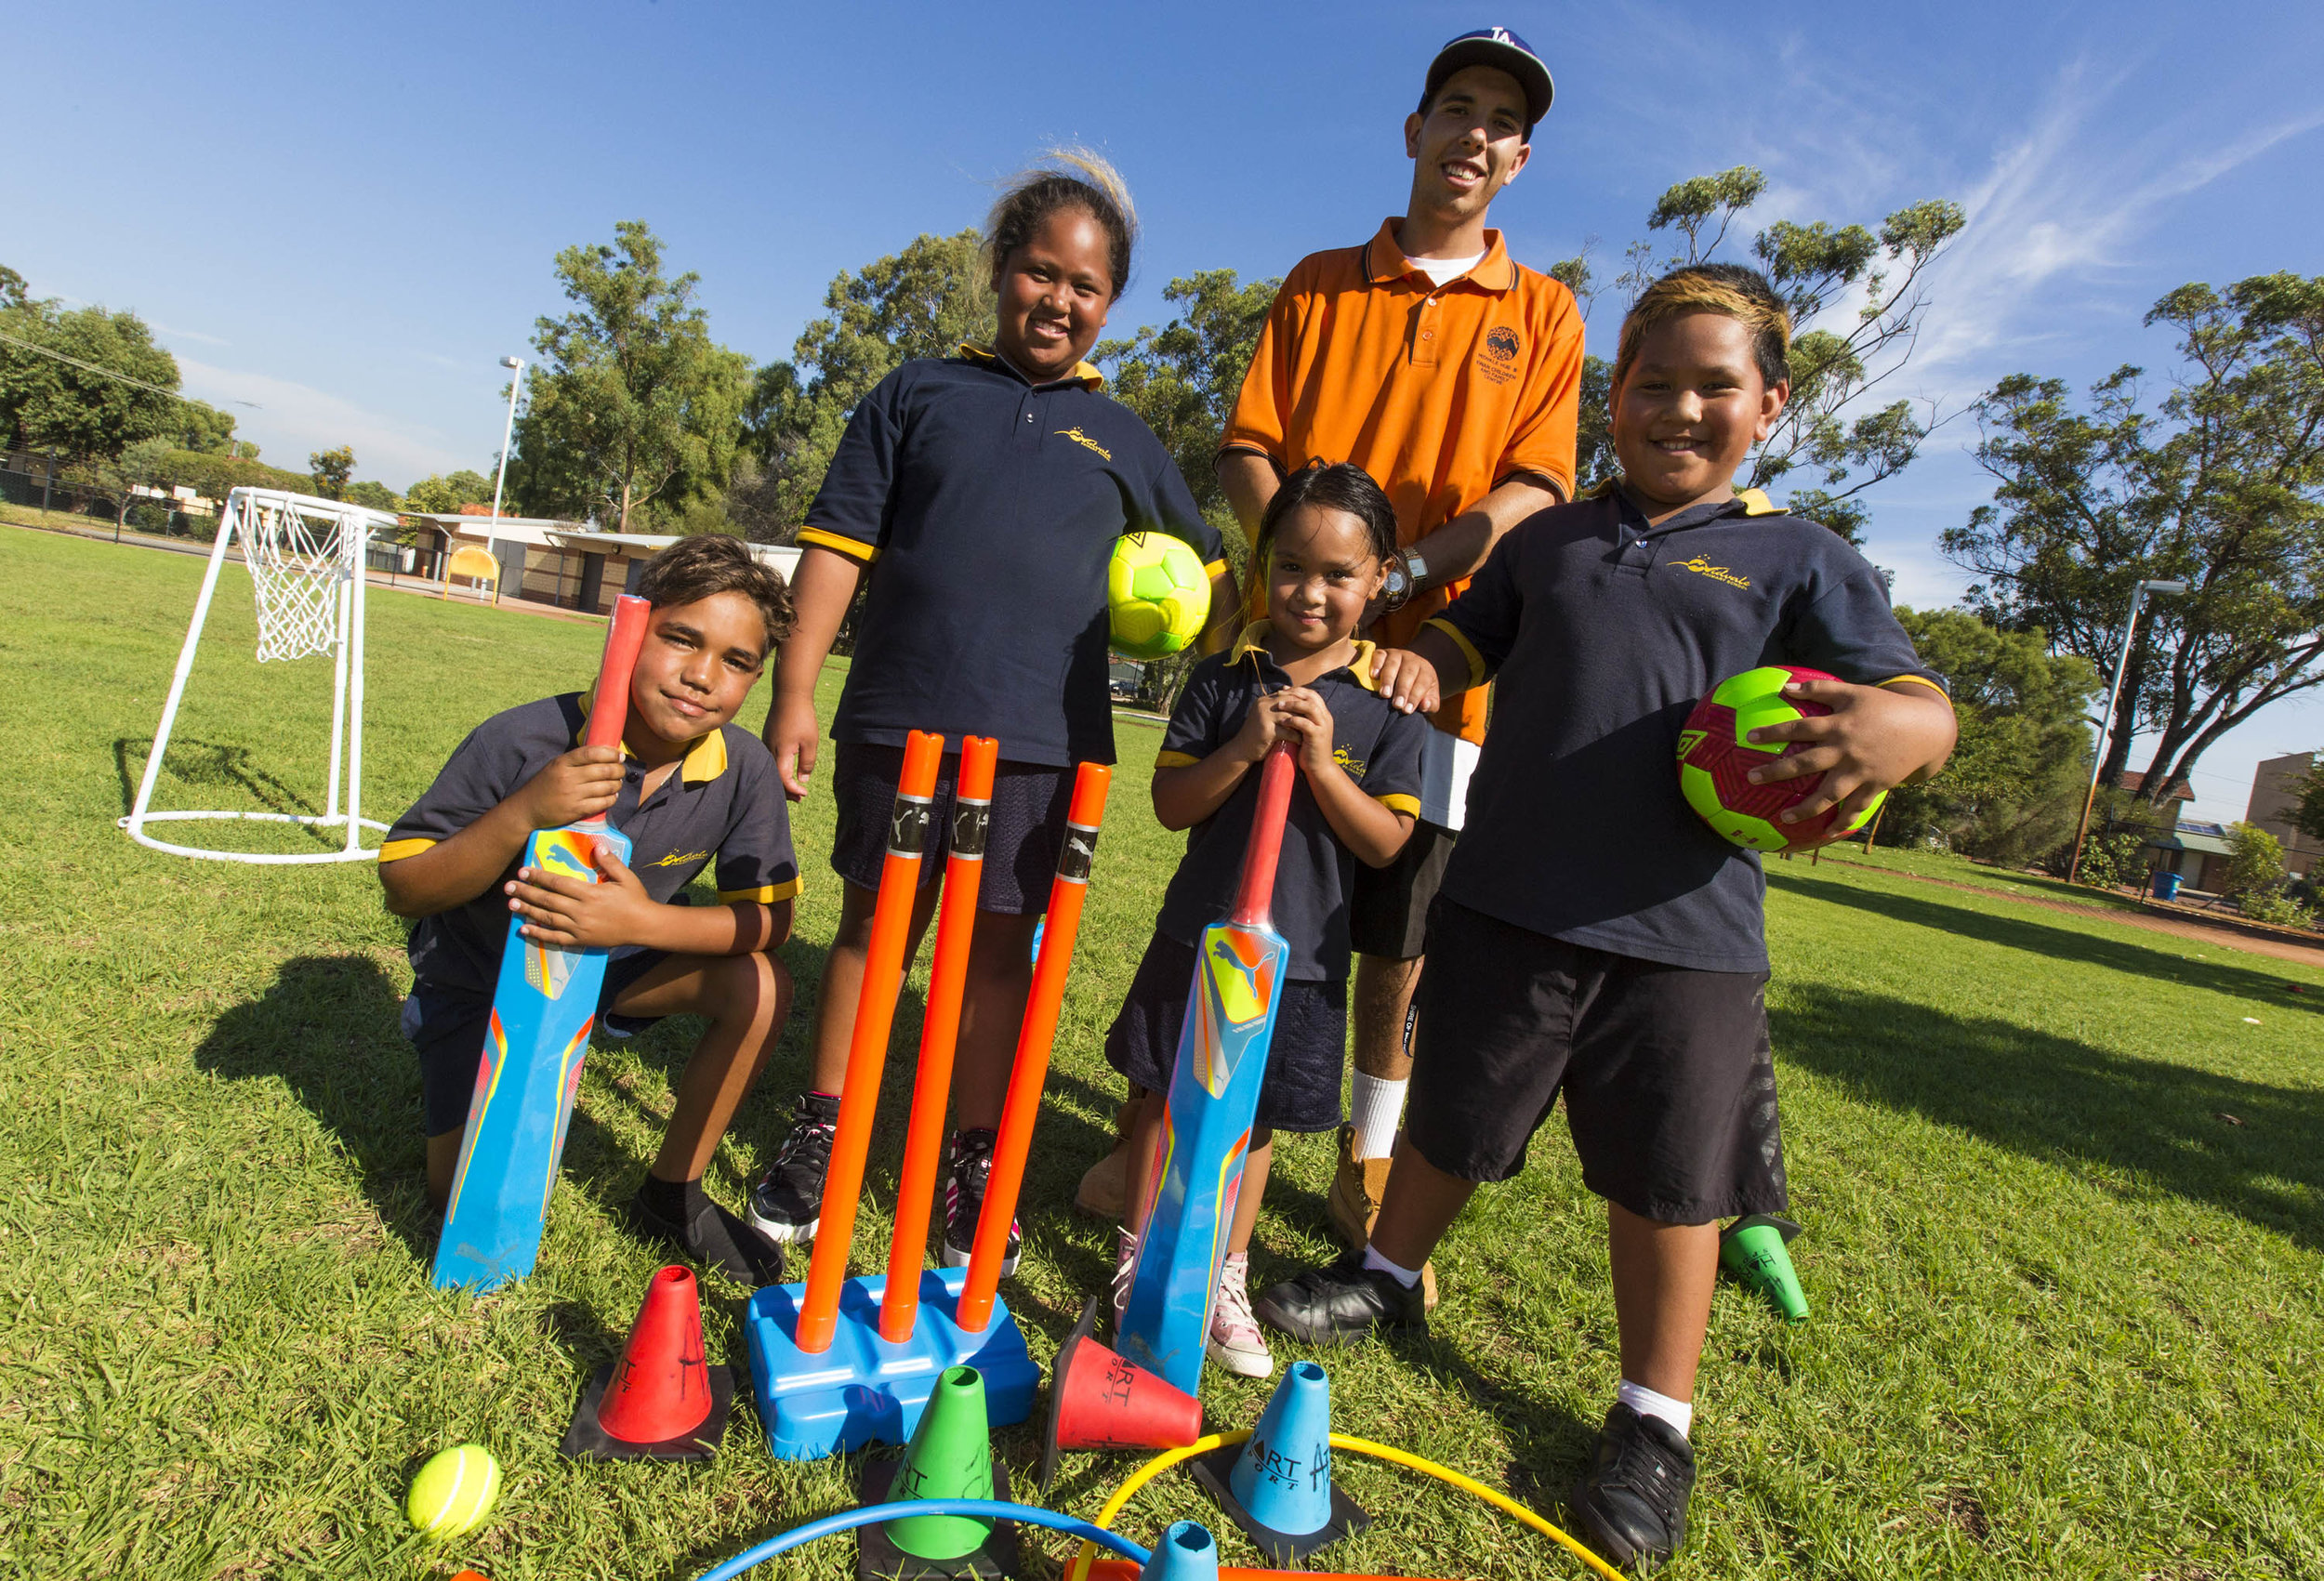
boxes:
[801,346,1225,768]
[1152,627,1430,982]
[1427,483,1947,973]
[381,692,801,999]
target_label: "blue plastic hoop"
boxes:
[693,1498,1154,1581]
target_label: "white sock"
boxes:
[1617,1378,1694,1439]
[1360,1244,1423,1289]
[1350,1074,1408,1160]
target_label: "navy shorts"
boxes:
[1405,897,1787,1225]
[828,741,1072,916]
[1348,819,1455,961]
[1103,931,1348,1134]
[403,945,668,1137]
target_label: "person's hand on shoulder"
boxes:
[504,839,658,950]
[1367,648,1442,716]
[1745,676,1956,844]
[515,745,624,830]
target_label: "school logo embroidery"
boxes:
[1332,745,1368,779]
[651,849,711,868]
[1474,325,1522,386]
[1055,427,1113,460]
[1673,556,1751,590]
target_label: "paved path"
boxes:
[1820,856,2324,970]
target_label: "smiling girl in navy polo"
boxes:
[747,152,1235,1275]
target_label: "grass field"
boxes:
[2,524,2318,1580]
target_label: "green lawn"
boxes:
[2,525,2318,1580]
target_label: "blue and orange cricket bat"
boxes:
[1118,742,1298,1395]
[433,594,653,1293]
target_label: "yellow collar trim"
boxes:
[958,341,1104,390]
[1228,620,1380,691]
[574,691,728,784]
[1603,480,1784,520]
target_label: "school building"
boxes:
[2244,751,2320,879]
[403,509,799,614]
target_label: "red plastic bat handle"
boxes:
[1227,742,1297,928]
[582,595,653,751]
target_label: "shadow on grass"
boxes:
[1769,869,2323,1019]
[111,734,322,822]
[191,954,442,1265]
[1776,983,2324,1250]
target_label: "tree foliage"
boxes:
[736,230,995,539]
[2291,758,2324,845]
[402,469,497,514]
[0,292,183,464]
[1875,608,2100,865]
[1942,273,2324,805]
[308,445,355,501]
[2221,821,2289,900]
[1551,168,1964,538]
[509,220,750,531]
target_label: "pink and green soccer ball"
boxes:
[1107,533,1210,660]
[1676,665,1886,852]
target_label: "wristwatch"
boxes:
[1380,547,1429,611]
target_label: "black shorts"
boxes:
[1348,819,1455,961]
[828,741,1071,916]
[1103,931,1348,1134]
[403,946,668,1137]
[1405,897,1786,1224]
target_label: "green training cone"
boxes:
[1721,1214,1808,1321]
[882,1364,997,1561]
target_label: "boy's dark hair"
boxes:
[1613,262,1793,392]
[1260,461,1399,565]
[984,148,1138,302]
[635,534,793,654]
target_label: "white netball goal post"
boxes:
[122,487,403,863]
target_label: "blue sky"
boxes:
[14,1,2324,821]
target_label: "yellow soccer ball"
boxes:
[1107,533,1210,659]
[406,1443,501,1539]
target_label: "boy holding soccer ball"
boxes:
[1254,263,1957,1569]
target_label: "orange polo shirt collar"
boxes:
[1361,217,1518,294]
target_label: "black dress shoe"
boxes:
[626,1185,786,1286]
[1568,1403,1695,1571]
[1250,1248,1429,1343]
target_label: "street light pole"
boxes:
[2067,577,2190,885]
[486,355,524,606]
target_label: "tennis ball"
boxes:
[1676,665,1887,851]
[1107,532,1209,659]
[406,1443,501,1539]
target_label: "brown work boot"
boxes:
[1076,1100,1137,1221]
[1327,1123,1437,1311]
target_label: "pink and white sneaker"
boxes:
[1207,1252,1274,1378]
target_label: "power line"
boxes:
[0,326,262,409]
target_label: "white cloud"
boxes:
[176,358,471,488]
[1916,62,2324,374]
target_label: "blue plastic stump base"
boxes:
[744,1265,1037,1460]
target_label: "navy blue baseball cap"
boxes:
[1423,27,1554,130]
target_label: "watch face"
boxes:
[1382,562,1409,599]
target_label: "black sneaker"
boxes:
[1567,1403,1696,1571]
[1251,1247,1429,1343]
[746,1091,839,1244]
[625,1185,786,1286]
[940,1127,1021,1275]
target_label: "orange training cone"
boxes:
[1040,1298,1202,1493]
[561,1264,733,1460]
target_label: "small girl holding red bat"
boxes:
[1106,461,1432,1377]
[750,151,1235,1272]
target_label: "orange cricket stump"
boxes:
[957,761,1114,1334]
[743,738,1066,1459]
[881,736,999,1343]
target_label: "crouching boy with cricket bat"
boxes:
[1254,265,1958,1568]
[380,535,800,1285]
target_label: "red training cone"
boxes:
[561,1264,734,1460]
[1039,1298,1203,1493]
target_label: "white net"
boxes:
[235,492,365,663]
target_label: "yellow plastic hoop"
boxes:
[1062,1428,1624,1581]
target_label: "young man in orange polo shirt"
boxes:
[1077,29,1584,1298]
